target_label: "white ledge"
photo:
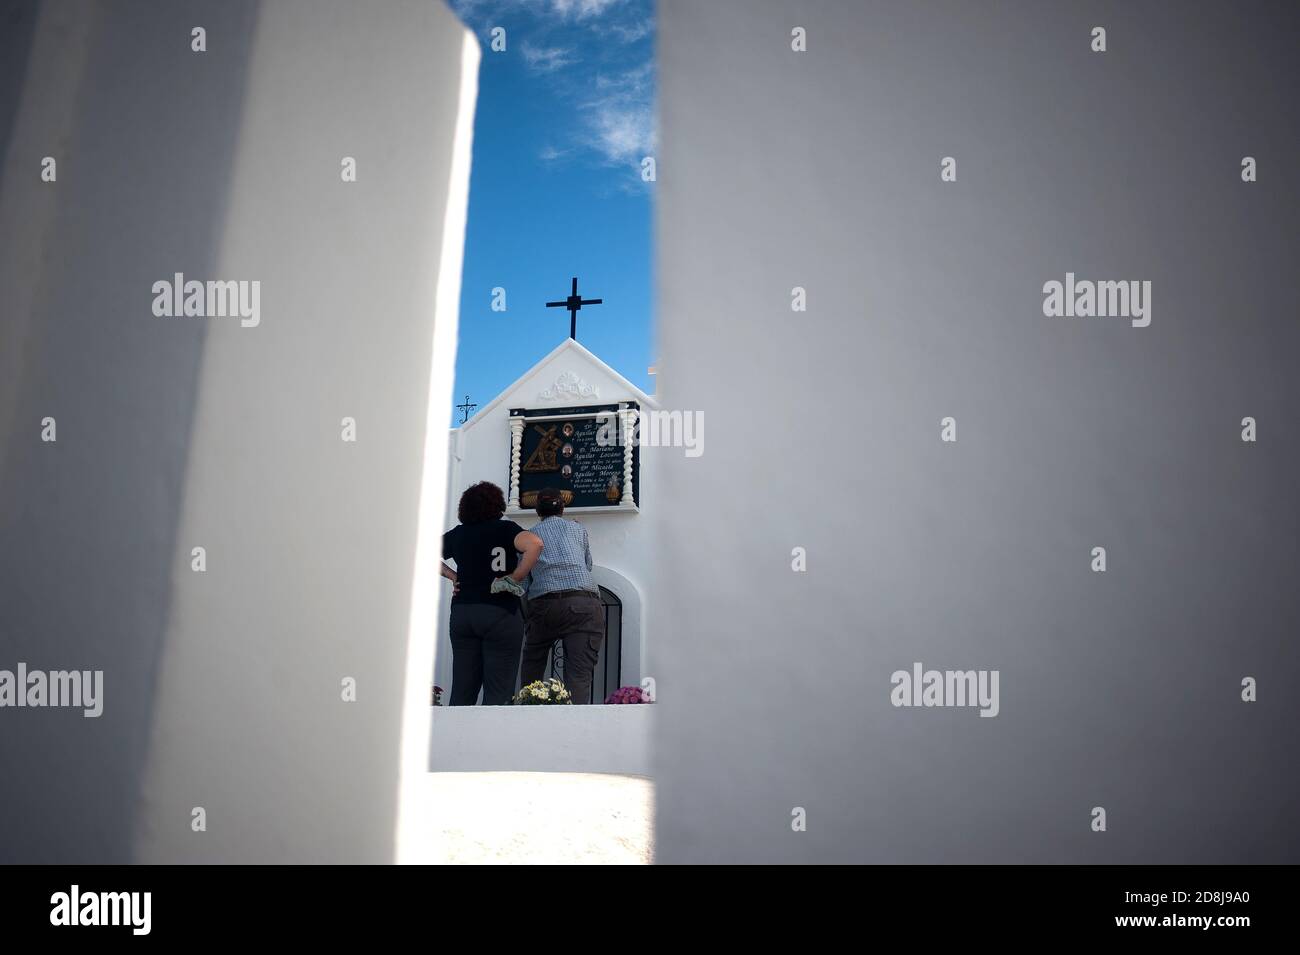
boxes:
[506,504,638,516]
[429,703,654,776]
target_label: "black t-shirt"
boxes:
[442,519,525,611]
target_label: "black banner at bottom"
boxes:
[0,865,1280,940]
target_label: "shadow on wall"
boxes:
[0,0,259,863]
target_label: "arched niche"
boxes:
[590,564,643,692]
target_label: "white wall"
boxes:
[652,0,1300,863]
[429,705,653,776]
[0,0,257,864]
[0,0,478,865]
[131,0,477,865]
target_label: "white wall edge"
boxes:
[396,26,481,865]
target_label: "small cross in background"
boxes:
[456,394,477,424]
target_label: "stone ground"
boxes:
[420,772,654,864]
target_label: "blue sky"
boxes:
[447,0,656,423]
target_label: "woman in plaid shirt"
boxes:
[519,488,605,704]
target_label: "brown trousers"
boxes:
[521,591,605,704]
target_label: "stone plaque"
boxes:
[509,403,639,510]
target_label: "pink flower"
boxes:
[605,685,652,704]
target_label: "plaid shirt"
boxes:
[526,516,595,598]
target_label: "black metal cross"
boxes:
[546,276,603,340]
[456,394,476,423]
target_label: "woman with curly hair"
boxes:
[440,482,543,705]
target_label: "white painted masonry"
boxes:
[429,704,653,776]
[130,0,478,863]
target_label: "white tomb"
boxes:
[432,338,658,713]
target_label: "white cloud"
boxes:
[451,0,654,168]
[589,105,654,163]
[453,0,626,23]
[520,42,575,73]
[548,0,625,20]
[605,17,652,43]
[581,59,656,165]
[592,59,652,96]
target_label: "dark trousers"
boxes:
[448,603,524,705]
[521,591,605,704]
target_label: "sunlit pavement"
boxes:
[416,772,653,864]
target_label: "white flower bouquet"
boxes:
[513,678,573,705]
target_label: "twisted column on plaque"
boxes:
[619,407,638,506]
[508,416,524,510]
